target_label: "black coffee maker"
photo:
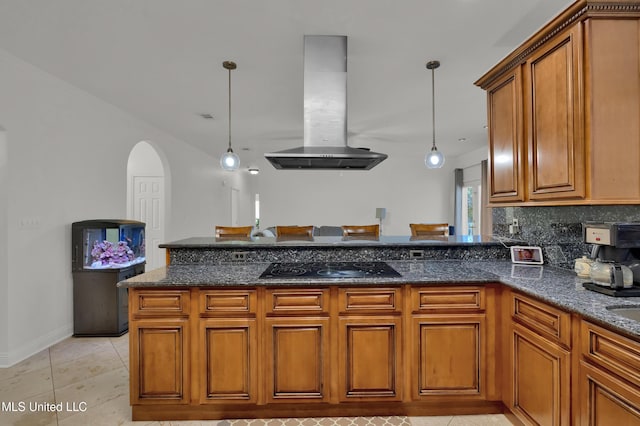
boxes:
[582,222,640,297]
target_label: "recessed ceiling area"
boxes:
[0,0,574,165]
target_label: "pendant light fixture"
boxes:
[220,60,240,171]
[425,60,445,169]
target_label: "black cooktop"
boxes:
[259,261,401,279]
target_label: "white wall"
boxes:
[0,128,7,364]
[0,48,250,366]
[452,146,488,170]
[0,45,487,367]
[255,146,455,235]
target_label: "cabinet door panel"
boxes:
[527,26,585,200]
[265,318,330,403]
[579,361,640,426]
[339,316,402,401]
[130,320,189,404]
[200,319,257,403]
[487,69,525,202]
[413,317,483,397]
[511,325,570,426]
[588,19,640,201]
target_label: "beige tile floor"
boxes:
[0,334,514,426]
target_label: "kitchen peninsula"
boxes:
[120,235,640,424]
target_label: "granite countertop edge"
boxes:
[119,260,640,339]
[159,235,507,248]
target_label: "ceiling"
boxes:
[0,0,574,167]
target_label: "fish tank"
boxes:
[72,220,146,271]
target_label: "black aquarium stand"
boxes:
[73,264,144,336]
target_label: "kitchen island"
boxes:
[120,237,640,424]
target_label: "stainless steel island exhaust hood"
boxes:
[264,36,388,170]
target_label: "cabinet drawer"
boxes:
[411,286,485,312]
[339,288,401,313]
[266,288,329,314]
[131,289,190,317]
[511,292,571,347]
[581,320,640,386]
[200,290,256,315]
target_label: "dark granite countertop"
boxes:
[159,235,505,248]
[119,260,640,340]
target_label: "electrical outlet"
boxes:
[509,219,520,234]
[409,249,425,259]
[231,251,248,261]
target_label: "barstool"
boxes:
[341,224,380,237]
[409,223,449,237]
[275,225,314,238]
[215,225,253,238]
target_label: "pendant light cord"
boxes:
[431,65,436,150]
[426,60,440,152]
[223,60,237,152]
[228,65,232,151]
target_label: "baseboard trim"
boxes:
[133,400,505,421]
[0,324,72,368]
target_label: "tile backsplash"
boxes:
[492,205,640,269]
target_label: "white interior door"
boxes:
[133,176,165,269]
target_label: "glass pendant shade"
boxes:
[220,148,240,171]
[425,146,445,169]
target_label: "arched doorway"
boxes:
[127,141,167,270]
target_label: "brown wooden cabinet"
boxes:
[128,283,502,420]
[511,324,571,426]
[130,320,190,404]
[337,287,403,402]
[338,315,402,401]
[198,289,258,404]
[265,317,330,402]
[525,24,584,201]
[199,318,257,403]
[410,286,490,399]
[578,321,640,425]
[486,67,525,203]
[129,289,191,405]
[412,315,485,397]
[477,1,640,206]
[264,288,331,403]
[504,291,572,426]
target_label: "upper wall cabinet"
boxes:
[476,0,640,206]
[486,68,524,202]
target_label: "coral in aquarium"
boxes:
[91,240,135,265]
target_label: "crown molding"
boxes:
[475,1,640,89]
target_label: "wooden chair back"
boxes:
[275,225,314,238]
[409,223,449,237]
[215,225,253,238]
[341,224,380,237]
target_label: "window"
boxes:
[461,182,481,236]
[255,193,260,228]
[455,162,487,237]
